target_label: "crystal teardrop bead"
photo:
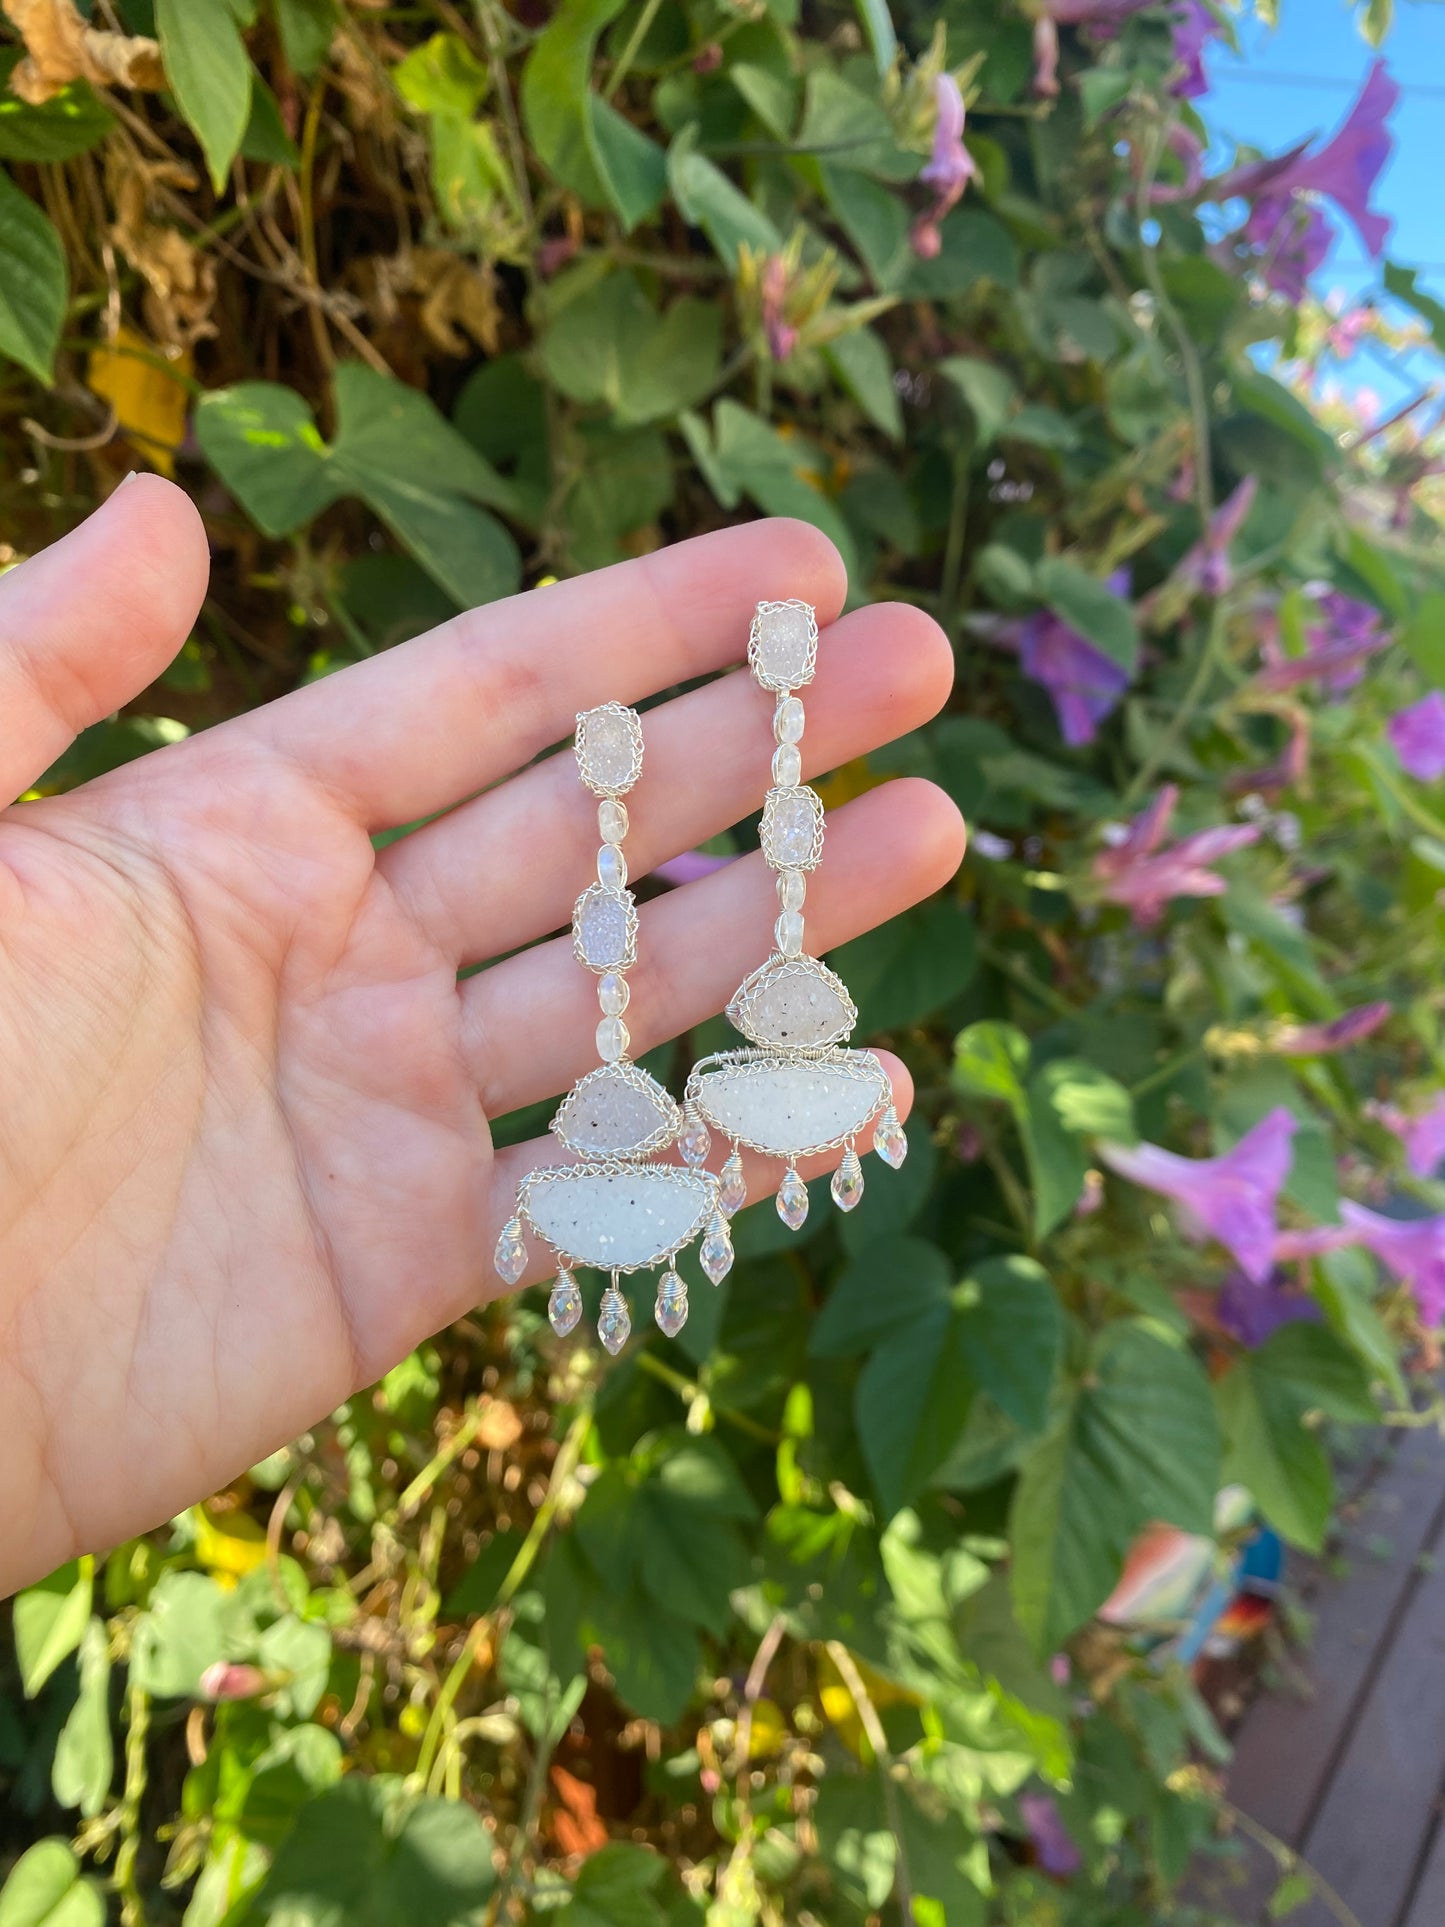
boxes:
[597,1016,629,1062]
[776,1169,809,1231]
[597,1284,631,1355]
[772,743,802,788]
[831,1149,865,1212]
[598,798,629,844]
[873,1106,908,1169]
[719,1150,747,1217]
[597,843,628,890]
[655,1270,689,1337]
[494,1217,527,1285]
[678,1109,711,1166]
[548,1271,583,1336]
[597,971,630,1017]
[699,1212,734,1284]
[774,695,805,745]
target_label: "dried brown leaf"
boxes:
[3,0,164,104]
[106,152,217,348]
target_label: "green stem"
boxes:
[977,939,1078,1020]
[605,0,666,100]
[1129,1042,1207,1102]
[113,1682,150,1927]
[1122,595,1228,808]
[1135,115,1214,532]
[938,451,971,637]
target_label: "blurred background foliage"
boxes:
[2,0,1445,1921]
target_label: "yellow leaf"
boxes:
[816,1648,919,1762]
[746,1697,787,1759]
[814,757,883,813]
[87,326,192,478]
[191,1505,267,1582]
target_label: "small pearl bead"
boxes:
[774,696,805,745]
[598,843,627,890]
[596,1016,629,1061]
[598,972,630,1017]
[772,743,802,787]
[598,799,629,844]
[775,910,805,957]
[777,870,806,911]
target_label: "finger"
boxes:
[483,1053,918,1294]
[0,476,210,804]
[377,600,954,965]
[248,518,847,828]
[461,778,966,1119]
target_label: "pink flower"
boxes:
[759,255,798,362]
[1171,0,1223,100]
[1224,713,1309,800]
[1339,1201,1445,1327]
[1173,476,1258,598]
[1254,592,1390,693]
[1273,1002,1391,1057]
[998,569,1133,747]
[1094,785,1259,927]
[1380,1094,1445,1180]
[1389,691,1445,781]
[1099,1108,1297,1283]
[200,1662,267,1702]
[911,74,977,258]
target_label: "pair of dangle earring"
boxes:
[494,599,904,1350]
[493,703,731,1351]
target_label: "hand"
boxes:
[0,479,962,1594]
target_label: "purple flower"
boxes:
[1255,592,1390,693]
[1339,1201,1445,1327]
[1380,1095,1445,1180]
[1224,712,1309,800]
[1000,567,1132,747]
[1094,784,1260,927]
[1171,0,1222,100]
[911,74,977,259]
[1173,476,1258,598]
[653,850,733,887]
[1219,61,1399,296]
[1274,1002,1391,1057]
[1020,1792,1083,1879]
[1099,1108,1297,1283]
[1389,691,1445,782]
[1216,1267,1322,1347]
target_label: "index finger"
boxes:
[236,519,848,828]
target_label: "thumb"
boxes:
[0,475,211,803]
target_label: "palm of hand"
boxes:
[0,480,960,1592]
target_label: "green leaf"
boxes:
[1078,66,1132,129]
[258,1614,333,1718]
[709,399,857,579]
[0,52,113,162]
[155,0,253,192]
[1401,590,1445,689]
[51,1620,112,1818]
[822,325,903,440]
[858,1256,1061,1514]
[1022,1061,1135,1236]
[274,0,337,77]
[1217,1347,1331,1551]
[193,381,336,534]
[1032,1059,1136,1143]
[939,355,1017,444]
[248,1777,496,1925]
[1011,1324,1220,1650]
[541,271,721,425]
[810,1237,953,1357]
[241,75,300,167]
[0,1841,104,1927]
[521,0,666,229]
[1384,260,1445,351]
[1256,1321,1377,1424]
[13,1559,92,1698]
[796,71,913,181]
[831,896,977,1037]
[667,128,781,265]
[952,1020,1028,1108]
[130,1570,227,1697]
[555,1842,667,1927]
[393,32,489,115]
[0,168,66,384]
[852,0,898,78]
[1034,557,1139,676]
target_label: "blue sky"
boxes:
[1202,0,1445,406]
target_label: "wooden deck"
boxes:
[1189,1422,1445,1926]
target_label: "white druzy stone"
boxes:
[750,602,817,691]
[692,1052,889,1157]
[521,1165,715,1270]
[576,706,643,794]
[733,956,856,1048]
[761,787,824,871]
[574,885,635,970]
[552,1065,679,1157]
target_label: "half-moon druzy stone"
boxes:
[551,1064,681,1158]
[728,954,857,1049]
[690,1050,889,1158]
[520,1164,715,1271]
